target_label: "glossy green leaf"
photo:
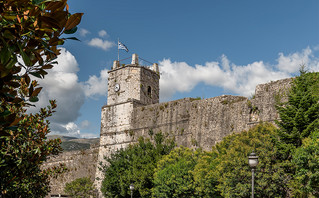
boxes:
[29,72,42,78]
[64,26,77,34]
[18,44,32,66]
[29,96,39,102]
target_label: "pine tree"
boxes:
[276,68,319,148]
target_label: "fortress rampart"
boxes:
[45,54,292,197]
[45,148,99,197]
[98,77,291,153]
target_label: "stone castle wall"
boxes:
[45,77,292,197]
[44,148,99,197]
[99,77,291,151]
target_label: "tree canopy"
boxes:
[152,146,201,198]
[151,123,291,198]
[101,132,175,198]
[0,0,83,196]
[211,123,289,198]
[0,0,83,133]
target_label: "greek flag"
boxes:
[118,41,129,52]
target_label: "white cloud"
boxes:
[98,30,108,37]
[277,47,312,73]
[50,122,97,138]
[65,122,80,136]
[26,48,87,137]
[28,48,85,123]
[88,38,114,51]
[82,68,109,98]
[79,28,90,37]
[159,47,319,101]
[25,48,107,138]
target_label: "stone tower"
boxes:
[107,54,160,106]
[95,54,160,196]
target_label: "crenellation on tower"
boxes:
[131,53,139,65]
[112,60,120,69]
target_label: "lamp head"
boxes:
[129,183,135,191]
[248,152,259,168]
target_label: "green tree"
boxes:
[101,132,175,198]
[0,0,83,197]
[276,69,319,151]
[211,123,289,198]
[274,70,319,187]
[152,146,201,198]
[192,151,221,197]
[0,0,83,133]
[64,177,96,198]
[0,100,67,197]
[291,129,319,197]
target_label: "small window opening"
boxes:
[147,86,152,97]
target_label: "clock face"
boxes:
[114,83,120,92]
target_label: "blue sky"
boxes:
[35,0,319,138]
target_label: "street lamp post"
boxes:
[248,152,259,198]
[129,183,134,198]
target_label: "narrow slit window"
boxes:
[147,86,152,97]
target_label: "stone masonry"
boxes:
[45,54,292,197]
[45,148,99,197]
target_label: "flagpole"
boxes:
[118,38,119,61]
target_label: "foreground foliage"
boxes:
[0,0,83,197]
[101,132,175,198]
[64,177,96,198]
[212,123,289,198]
[152,146,201,198]
[0,100,66,197]
[0,0,83,133]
